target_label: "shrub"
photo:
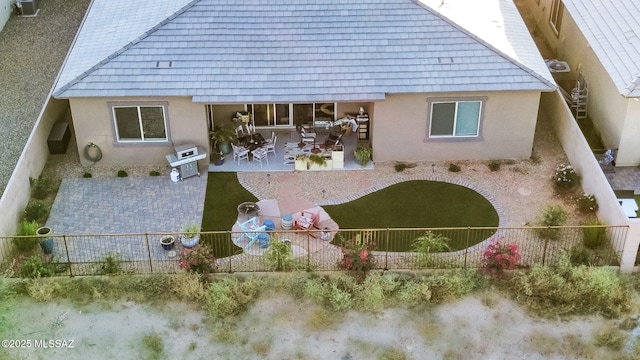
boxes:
[23,200,47,222]
[396,279,432,307]
[482,238,521,271]
[264,239,296,271]
[394,162,416,172]
[511,259,633,317]
[30,177,54,200]
[582,220,607,249]
[83,172,92,178]
[326,283,352,311]
[142,332,164,358]
[179,245,216,274]
[536,205,568,240]
[568,246,592,266]
[448,163,460,172]
[576,194,598,213]
[553,164,580,190]
[26,278,60,302]
[117,170,128,177]
[424,270,481,303]
[13,219,40,253]
[18,255,53,278]
[205,276,263,319]
[356,273,400,311]
[412,231,451,267]
[593,324,625,350]
[169,271,206,301]
[488,160,501,171]
[98,252,124,275]
[337,235,375,272]
[149,170,161,177]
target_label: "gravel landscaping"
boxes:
[0,0,90,195]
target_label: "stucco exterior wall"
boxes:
[69,97,210,166]
[0,0,11,32]
[617,99,640,166]
[371,91,540,162]
[526,0,636,165]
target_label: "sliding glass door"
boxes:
[246,103,336,128]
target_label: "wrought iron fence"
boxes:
[0,225,627,277]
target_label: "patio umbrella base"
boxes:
[311,147,322,154]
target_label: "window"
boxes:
[112,104,168,143]
[428,100,483,138]
[550,0,564,35]
[245,103,336,127]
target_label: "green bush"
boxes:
[488,160,501,171]
[205,276,263,320]
[83,172,92,178]
[98,252,123,275]
[536,205,568,240]
[425,270,482,303]
[576,194,598,213]
[396,279,432,307]
[30,177,54,200]
[448,163,460,172]
[142,332,164,358]
[568,246,592,266]
[18,255,53,278]
[582,220,607,249]
[23,201,47,222]
[117,170,128,177]
[356,273,400,311]
[149,171,161,177]
[553,164,580,191]
[264,239,296,271]
[510,259,633,317]
[326,283,352,311]
[12,219,40,253]
[412,231,451,267]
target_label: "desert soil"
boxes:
[2,292,633,360]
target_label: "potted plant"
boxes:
[36,226,54,255]
[210,124,236,155]
[179,222,200,248]
[354,143,372,166]
[308,154,328,170]
[295,154,309,171]
[160,235,175,250]
[211,151,225,166]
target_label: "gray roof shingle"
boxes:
[563,0,640,97]
[54,0,555,102]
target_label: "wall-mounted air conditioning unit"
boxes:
[18,0,38,17]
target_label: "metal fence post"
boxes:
[542,230,550,266]
[227,231,233,273]
[63,235,72,277]
[145,233,153,273]
[464,227,470,268]
[307,232,311,270]
[385,228,389,270]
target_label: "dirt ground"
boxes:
[2,291,635,360]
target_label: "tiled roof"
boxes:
[53,0,555,102]
[563,0,640,97]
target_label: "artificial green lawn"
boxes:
[202,175,498,257]
[201,172,258,257]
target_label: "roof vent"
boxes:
[155,61,173,68]
[438,57,454,64]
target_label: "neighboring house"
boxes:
[0,0,13,32]
[53,0,555,166]
[524,0,640,166]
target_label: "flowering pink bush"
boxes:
[482,239,521,271]
[178,245,216,274]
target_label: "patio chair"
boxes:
[235,125,245,137]
[231,143,249,165]
[296,125,316,148]
[294,210,320,237]
[236,217,268,249]
[252,147,269,168]
[324,131,343,150]
[264,134,277,157]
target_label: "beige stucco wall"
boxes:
[69,97,210,166]
[526,0,638,165]
[371,91,541,162]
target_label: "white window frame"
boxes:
[549,0,564,36]
[110,102,169,144]
[427,98,485,140]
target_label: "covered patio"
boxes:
[208,127,371,172]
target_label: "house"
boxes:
[53,0,555,167]
[523,0,640,166]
